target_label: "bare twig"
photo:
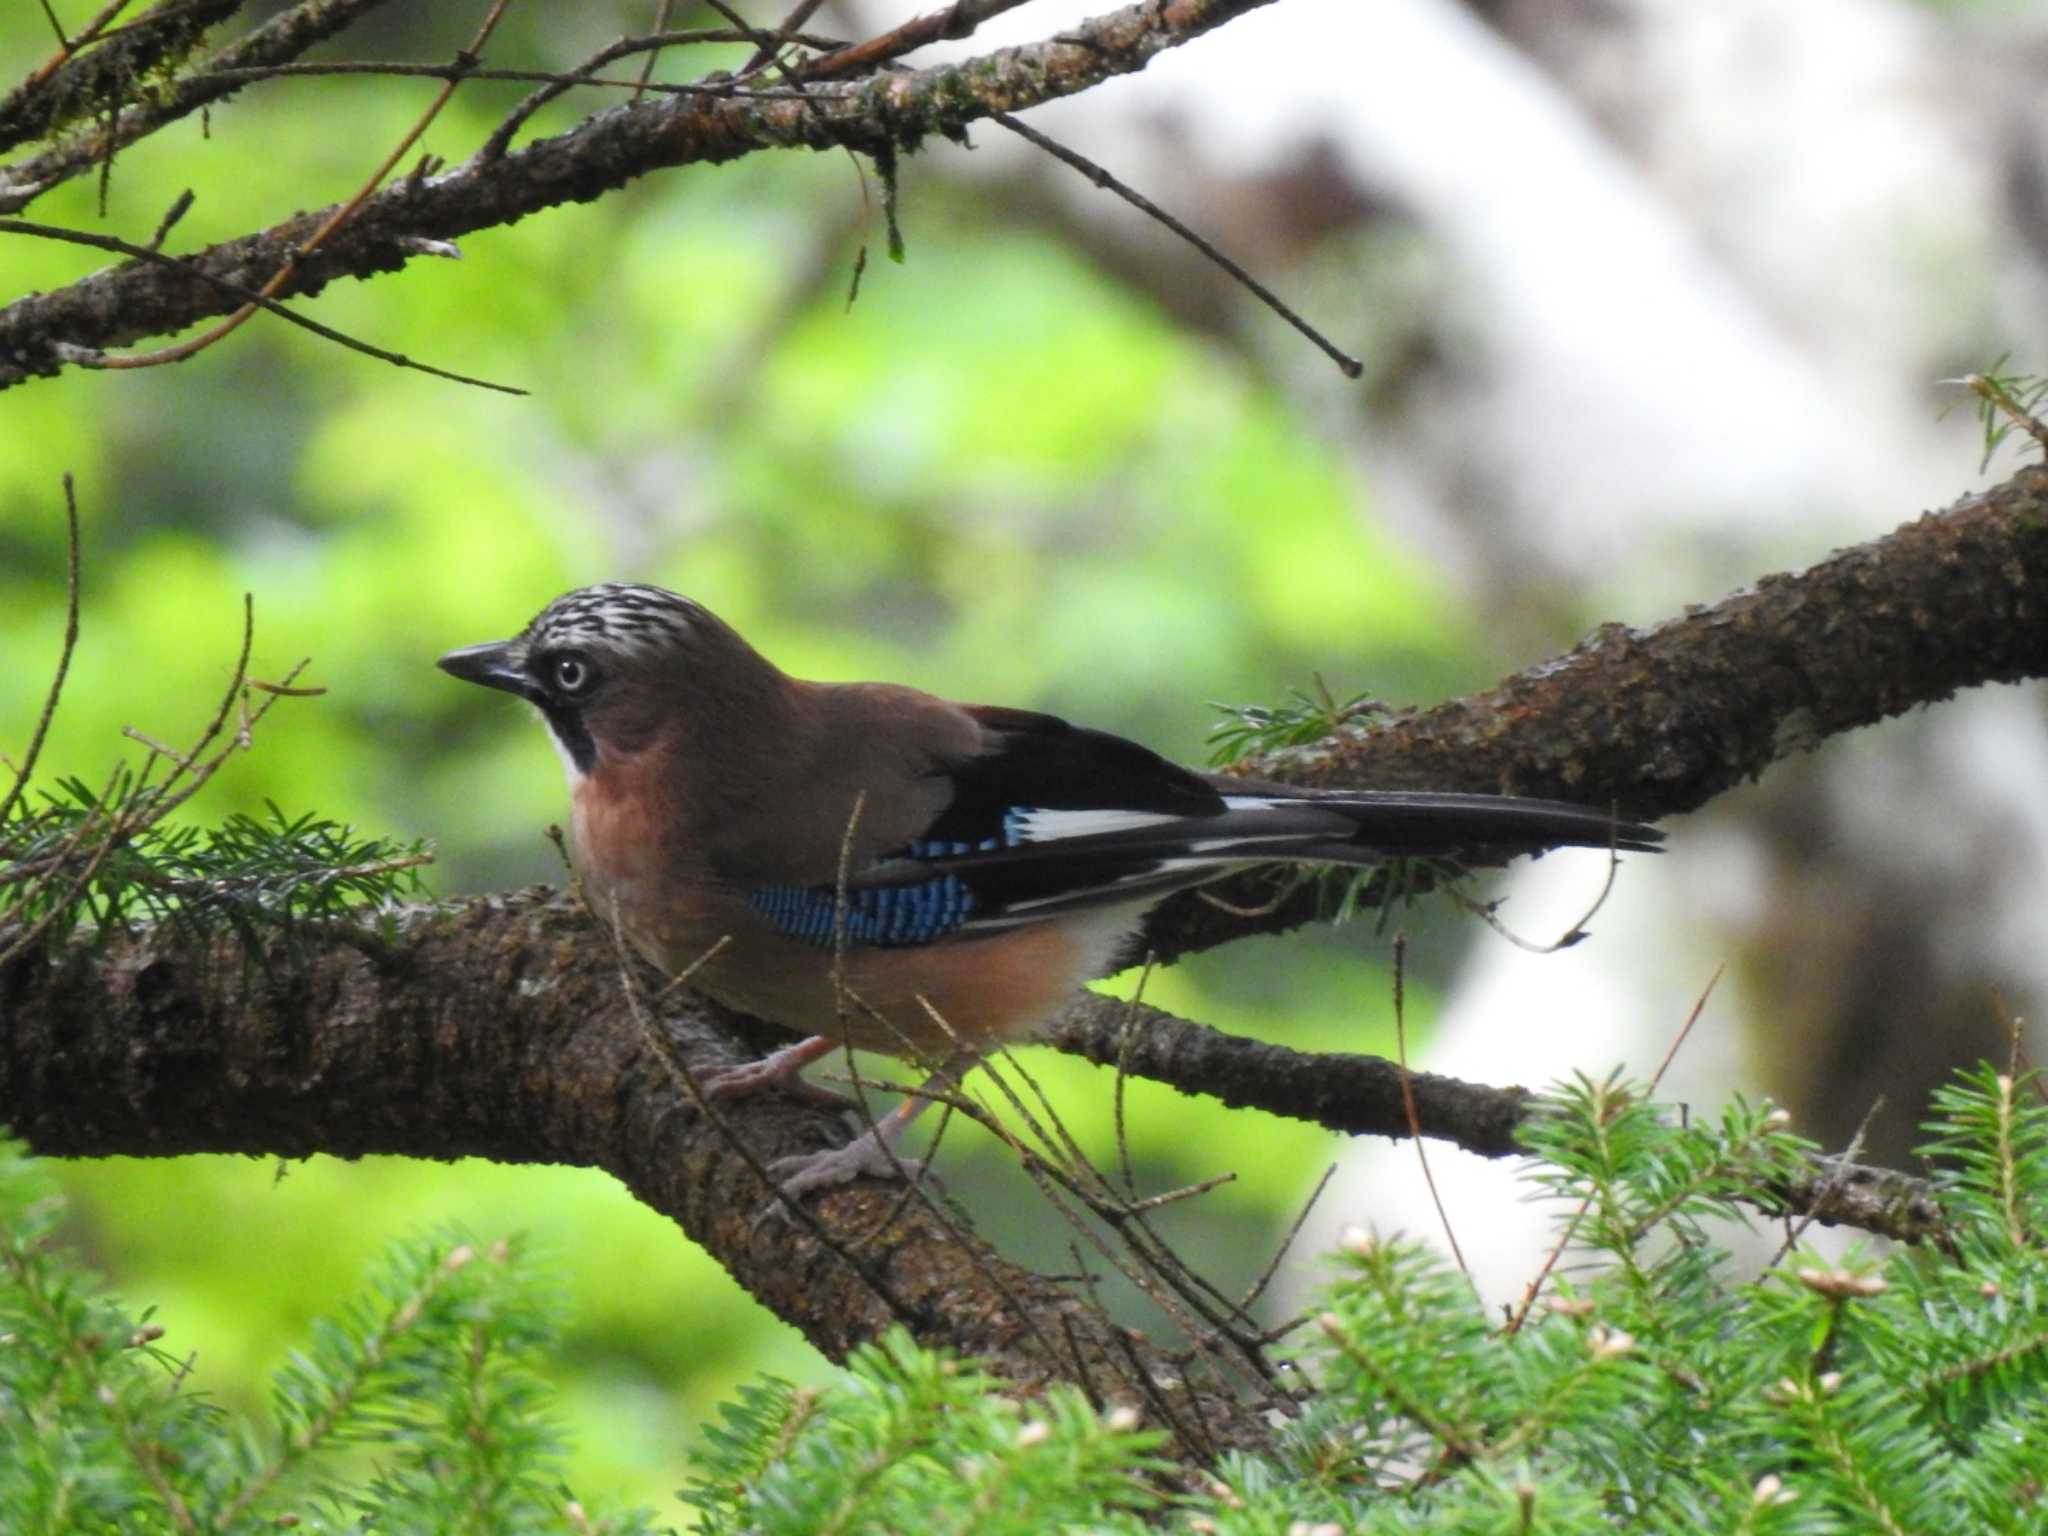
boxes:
[3,0,1289,387]
[1446,837,1631,954]
[19,0,138,94]
[739,0,827,76]
[631,0,679,101]
[795,0,1037,84]
[993,108,1363,379]
[0,475,81,828]
[1239,1162,1335,1315]
[1392,933,1467,1274]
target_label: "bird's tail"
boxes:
[857,787,1661,931]
[1222,787,1664,865]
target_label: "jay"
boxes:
[441,584,1661,1194]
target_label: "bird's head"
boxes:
[438,583,768,780]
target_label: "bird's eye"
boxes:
[550,653,594,695]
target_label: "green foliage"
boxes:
[1,780,428,949]
[1206,676,1387,767]
[674,1065,2048,1533]
[21,1065,2048,1531]
[1954,358,2048,472]
[0,1140,655,1535]
[680,1335,1165,1535]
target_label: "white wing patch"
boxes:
[1002,806,1186,844]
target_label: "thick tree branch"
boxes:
[0,0,1278,388]
[1142,465,2048,958]
[0,888,1279,1460]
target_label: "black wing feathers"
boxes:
[831,705,1664,937]
[916,706,1226,845]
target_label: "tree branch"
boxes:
[0,887,1279,1460]
[0,0,397,203]
[0,0,246,157]
[0,0,1279,388]
[1043,993,1951,1245]
[1141,464,2048,959]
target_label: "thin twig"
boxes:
[0,0,411,211]
[35,0,70,46]
[182,47,843,93]
[740,0,827,75]
[609,923,925,1327]
[1113,957,1155,1197]
[478,27,772,161]
[908,1038,1278,1385]
[21,0,135,92]
[1444,833,1635,955]
[993,109,1363,379]
[1238,1162,1335,1314]
[794,0,1037,84]
[0,475,81,828]
[144,187,194,251]
[1767,1096,1884,1271]
[1392,932,1467,1274]
[631,0,678,101]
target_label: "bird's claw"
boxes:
[699,1059,855,1113]
[748,1135,936,1228]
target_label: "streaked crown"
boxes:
[519,582,707,660]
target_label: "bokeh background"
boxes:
[7,0,2048,1524]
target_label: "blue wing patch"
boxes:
[747,873,978,948]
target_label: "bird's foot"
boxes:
[698,1036,853,1111]
[768,1129,931,1202]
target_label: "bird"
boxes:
[440,583,1662,1196]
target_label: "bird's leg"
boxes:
[698,1034,852,1110]
[768,1046,983,1199]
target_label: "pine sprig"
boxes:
[1950,358,2048,472]
[679,1330,1164,1535]
[1206,676,1387,767]
[1205,679,1515,935]
[683,1071,2048,1533]
[3,526,433,963]
[1918,1065,2048,1247]
[2,784,429,947]
[0,1145,654,1534]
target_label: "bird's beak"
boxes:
[437,640,531,698]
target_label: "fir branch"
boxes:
[1,540,431,965]
[0,1145,654,1532]
[1206,676,1387,766]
